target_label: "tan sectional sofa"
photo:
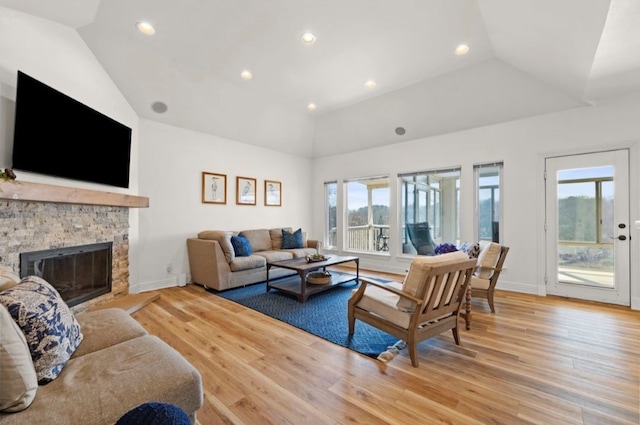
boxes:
[187,227,321,291]
[0,268,203,424]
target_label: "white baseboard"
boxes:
[130,276,178,294]
[496,280,539,295]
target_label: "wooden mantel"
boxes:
[0,180,149,208]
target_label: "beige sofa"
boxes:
[0,268,203,424]
[187,227,321,291]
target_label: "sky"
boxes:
[346,182,389,210]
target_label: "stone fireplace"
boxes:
[0,200,130,311]
[0,180,148,312]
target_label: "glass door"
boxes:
[545,150,630,305]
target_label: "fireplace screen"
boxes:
[20,242,112,307]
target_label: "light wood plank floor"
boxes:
[131,270,640,425]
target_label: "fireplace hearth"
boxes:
[20,242,113,307]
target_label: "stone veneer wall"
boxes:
[0,201,130,312]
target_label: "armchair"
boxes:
[348,252,477,367]
[406,222,437,256]
[469,242,509,313]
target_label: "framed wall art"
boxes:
[202,172,227,204]
[264,180,281,206]
[236,176,257,205]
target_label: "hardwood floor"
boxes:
[131,270,640,425]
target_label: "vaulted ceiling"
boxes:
[2,0,639,158]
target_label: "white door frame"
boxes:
[537,144,640,310]
[545,149,630,305]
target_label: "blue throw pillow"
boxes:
[231,235,252,257]
[117,402,190,425]
[281,228,303,249]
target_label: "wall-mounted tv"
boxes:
[12,71,132,188]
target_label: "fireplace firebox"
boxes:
[20,242,112,307]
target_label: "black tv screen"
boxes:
[12,71,132,188]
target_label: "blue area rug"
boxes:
[208,279,400,358]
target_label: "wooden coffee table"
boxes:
[266,255,359,302]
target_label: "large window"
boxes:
[324,181,337,249]
[399,168,460,255]
[474,162,503,243]
[345,176,390,253]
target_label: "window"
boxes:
[345,176,390,253]
[474,162,503,243]
[324,181,337,249]
[556,166,615,287]
[399,168,460,255]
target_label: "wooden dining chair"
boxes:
[348,252,477,367]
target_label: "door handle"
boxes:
[617,235,627,241]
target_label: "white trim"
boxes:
[497,280,539,295]
[539,141,639,310]
[131,277,177,293]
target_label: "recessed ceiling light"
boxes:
[240,70,253,80]
[364,80,377,89]
[307,103,317,111]
[301,32,316,44]
[455,44,469,55]
[136,21,155,35]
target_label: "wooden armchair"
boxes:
[348,252,477,367]
[469,243,509,313]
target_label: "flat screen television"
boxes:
[11,71,132,188]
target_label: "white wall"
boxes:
[0,7,143,285]
[312,91,640,309]
[135,119,314,292]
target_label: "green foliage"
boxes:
[0,168,16,181]
[558,196,613,242]
[348,205,389,226]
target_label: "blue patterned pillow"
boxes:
[459,241,481,259]
[231,235,252,257]
[281,228,303,249]
[0,276,83,384]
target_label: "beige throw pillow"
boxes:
[0,304,38,412]
[477,241,501,279]
[240,229,272,252]
[197,230,235,263]
[0,266,20,292]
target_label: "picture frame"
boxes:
[264,180,282,206]
[202,172,227,204]
[236,176,257,205]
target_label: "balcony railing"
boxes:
[326,225,394,252]
[346,225,390,252]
